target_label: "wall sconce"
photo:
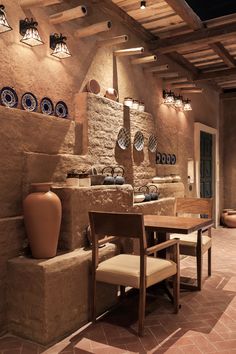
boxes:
[140,1,146,9]
[163,90,174,105]
[174,95,183,109]
[50,33,71,59]
[20,18,43,47]
[183,99,192,111]
[0,5,12,33]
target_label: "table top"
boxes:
[144,215,213,234]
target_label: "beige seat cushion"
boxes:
[170,231,212,253]
[96,254,176,289]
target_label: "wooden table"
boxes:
[144,215,214,290]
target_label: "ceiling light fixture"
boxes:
[183,99,192,111]
[20,18,44,47]
[0,4,12,33]
[163,90,175,105]
[50,33,71,59]
[140,1,146,10]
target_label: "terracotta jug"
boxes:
[23,183,62,259]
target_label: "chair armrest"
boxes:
[98,236,119,246]
[145,239,179,256]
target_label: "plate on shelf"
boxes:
[166,153,171,164]
[117,127,130,150]
[55,101,68,118]
[40,97,54,115]
[156,152,161,164]
[148,135,157,153]
[21,92,38,112]
[134,131,144,151]
[171,154,177,165]
[161,153,167,164]
[0,87,18,108]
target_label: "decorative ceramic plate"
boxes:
[166,153,171,164]
[156,152,161,164]
[161,153,167,164]
[21,92,38,112]
[134,131,144,151]
[117,127,130,150]
[148,135,158,153]
[40,97,54,115]
[0,87,18,108]
[55,101,68,118]
[171,154,177,165]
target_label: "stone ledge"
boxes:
[7,244,117,345]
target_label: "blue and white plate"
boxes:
[171,154,177,165]
[166,153,171,164]
[161,153,167,164]
[0,87,18,108]
[21,92,38,112]
[40,97,54,115]
[156,152,161,164]
[55,101,68,118]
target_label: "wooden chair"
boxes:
[89,211,180,336]
[171,197,213,291]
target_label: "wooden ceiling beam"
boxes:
[91,0,156,41]
[149,22,236,54]
[165,52,199,79]
[164,0,203,30]
[209,42,236,68]
[195,67,236,81]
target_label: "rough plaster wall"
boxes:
[0,0,220,334]
[222,98,236,209]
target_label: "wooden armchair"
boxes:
[89,211,180,336]
[171,197,213,290]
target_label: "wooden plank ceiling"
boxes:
[112,0,236,92]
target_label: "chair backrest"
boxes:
[174,197,213,218]
[89,211,146,267]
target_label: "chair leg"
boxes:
[138,286,146,336]
[91,271,96,323]
[208,248,212,277]
[196,252,202,291]
[173,273,180,313]
[120,285,126,299]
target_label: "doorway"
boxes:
[200,131,213,198]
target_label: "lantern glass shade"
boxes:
[140,1,146,9]
[175,95,183,108]
[20,27,43,46]
[0,5,12,33]
[183,99,192,111]
[163,90,174,105]
[51,41,71,59]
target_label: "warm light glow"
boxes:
[51,42,71,59]
[140,1,146,9]
[163,90,175,105]
[175,95,183,109]
[183,99,192,111]
[0,5,12,33]
[20,27,43,47]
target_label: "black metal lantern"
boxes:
[50,33,71,59]
[20,18,44,47]
[0,5,12,33]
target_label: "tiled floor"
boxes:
[1,227,236,354]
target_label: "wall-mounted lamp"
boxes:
[20,18,43,47]
[0,4,12,33]
[174,94,183,109]
[140,1,146,9]
[183,99,192,111]
[50,33,71,59]
[163,90,175,105]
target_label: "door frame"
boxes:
[194,122,219,226]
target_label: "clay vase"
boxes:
[23,183,62,259]
[224,211,236,228]
[86,79,100,94]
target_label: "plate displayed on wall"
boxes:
[55,101,68,118]
[21,92,38,112]
[40,97,54,115]
[171,154,177,165]
[0,87,18,108]
[148,135,158,153]
[161,153,167,164]
[156,152,161,164]
[166,153,171,164]
[117,127,130,150]
[134,131,144,151]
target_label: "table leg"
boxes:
[156,232,170,258]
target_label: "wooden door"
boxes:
[200,131,213,198]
